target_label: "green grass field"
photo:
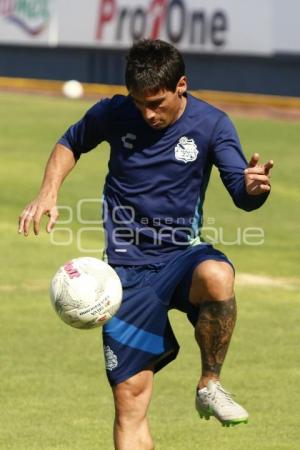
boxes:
[0,92,300,450]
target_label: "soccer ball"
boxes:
[62,80,84,99]
[49,257,122,329]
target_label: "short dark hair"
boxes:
[125,39,185,94]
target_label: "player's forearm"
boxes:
[38,144,76,199]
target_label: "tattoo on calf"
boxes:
[195,297,237,377]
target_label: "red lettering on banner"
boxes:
[94,0,228,48]
[149,0,167,39]
[0,0,13,16]
[96,0,116,40]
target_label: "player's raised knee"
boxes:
[190,260,234,303]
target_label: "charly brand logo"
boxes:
[175,136,198,163]
[0,0,50,36]
[104,345,118,371]
[121,133,137,149]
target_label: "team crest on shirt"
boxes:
[104,345,118,371]
[175,137,198,163]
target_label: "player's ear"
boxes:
[177,76,187,97]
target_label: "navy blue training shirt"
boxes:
[59,93,268,265]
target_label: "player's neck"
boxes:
[175,94,187,123]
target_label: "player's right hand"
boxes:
[244,153,274,195]
[18,196,59,237]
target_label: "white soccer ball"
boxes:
[49,257,122,329]
[62,80,84,99]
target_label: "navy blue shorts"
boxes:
[102,244,233,386]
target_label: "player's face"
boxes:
[130,76,187,129]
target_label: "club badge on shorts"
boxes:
[175,137,198,163]
[104,345,118,371]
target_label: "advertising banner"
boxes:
[0,0,54,45]
[88,0,272,54]
[0,0,298,56]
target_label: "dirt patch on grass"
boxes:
[236,273,300,290]
[0,280,49,293]
[215,102,300,122]
[1,79,300,122]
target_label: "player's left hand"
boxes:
[244,153,274,195]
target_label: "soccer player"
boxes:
[19,40,273,450]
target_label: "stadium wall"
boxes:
[1,45,300,97]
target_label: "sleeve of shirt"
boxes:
[57,98,111,160]
[210,114,269,211]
